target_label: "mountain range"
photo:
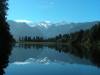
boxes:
[8,20,99,40]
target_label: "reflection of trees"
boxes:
[17,43,100,67]
[90,46,100,67]
[0,42,13,75]
[17,43,44,49]
[45,44,100,67]
[49,44,100,67]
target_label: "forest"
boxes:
[18,22,100,48]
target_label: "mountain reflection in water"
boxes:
[0,43,100,75]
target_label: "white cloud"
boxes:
[13,62,30,65]
[45,20,51,23]
[13,20,52,28]
[14,20,33,24]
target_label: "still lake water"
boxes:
[3,44,100,75]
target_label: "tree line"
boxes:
[18,22,100,47]
[19,36,44,42]
[46,22,100,47]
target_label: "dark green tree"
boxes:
[71,30,84,44]
[0,0,14,43]
[0,0,13,75]
[90,23,100,41]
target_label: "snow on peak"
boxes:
[14,20,52,28]
[36,21,51,28]
[13,57,50,65]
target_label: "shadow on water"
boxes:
[47,44,100,67]
[16,43,100,67]
[0,42,13,75]
[90,46,100,67]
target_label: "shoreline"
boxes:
[16,42,69,45]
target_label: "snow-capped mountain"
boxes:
[8,20,99,40]
[8,20,45,40]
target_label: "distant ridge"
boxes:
[8,20,99,40]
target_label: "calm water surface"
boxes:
[3,44,100,75]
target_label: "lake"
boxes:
[1,43,100,75]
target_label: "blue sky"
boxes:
[7,0,100,22]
